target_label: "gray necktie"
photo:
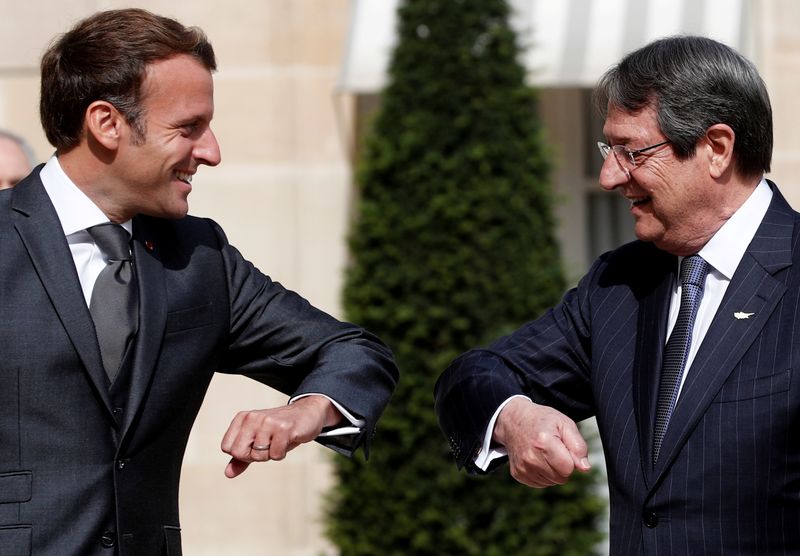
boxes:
[653,254,709,464]
[88,223,138,382]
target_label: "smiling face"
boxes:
[109,54,221,220]
[599,104,732,256]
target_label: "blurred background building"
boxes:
[1,0,798,554]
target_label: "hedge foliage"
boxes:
[326,0,605,554]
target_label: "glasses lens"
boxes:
[611,146,635,172]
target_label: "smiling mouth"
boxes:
[175,171,193,185]
[628,196,651,208]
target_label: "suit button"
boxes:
[117,459,129,470]
[643,511,658,528]
[101,530,116,548]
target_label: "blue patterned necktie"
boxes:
[653,254,709,464]
[88,223,138,382]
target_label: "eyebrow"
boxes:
[603,131,634,145]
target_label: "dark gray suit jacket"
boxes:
[0,169,397,556]
[436,183,800,554]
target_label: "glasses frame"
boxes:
[597,140,670,173]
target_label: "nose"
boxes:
[598,153,629,191]
[195,127,221,167]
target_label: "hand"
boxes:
[220,395,342,478]
[493,397,591,488]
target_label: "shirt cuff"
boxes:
[474,394,532,471]
[289,393,365,437]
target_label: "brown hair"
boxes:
[40,8,217,150]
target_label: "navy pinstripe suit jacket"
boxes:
[436,182,800,555]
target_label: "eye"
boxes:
[179,121,200,136]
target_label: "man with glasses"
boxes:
[436,36,795,554]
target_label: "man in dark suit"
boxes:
[435,36,797,554]
[0,8,397,555]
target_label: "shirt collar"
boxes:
[696,177,772,280]
[39,155,133,237]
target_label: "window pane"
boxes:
[586,192,637,262]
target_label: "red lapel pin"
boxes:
[145,241,155,252]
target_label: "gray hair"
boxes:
[0,129,37,169]
[594,35,772,178]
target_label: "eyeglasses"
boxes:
[596,140,670,173]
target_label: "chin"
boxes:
[167,208,190,220]
[633,228,656,244]
[633,220,666,244]
[142,205,189,220]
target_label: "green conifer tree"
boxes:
[327,1,605,554]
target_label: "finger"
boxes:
[229,412,266,460]
[220,411,247,454]
[249,441,272,462]
[266,427,291,461]
[573,454,592,473]
[509,454,561,488]
[559,422,591,472]
[224,458,251,479]
[231,431,258,461]
[531,428,577,482]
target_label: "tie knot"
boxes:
[88,223,131,262]
[680,254,708,289]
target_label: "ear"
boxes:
[703,123,735,179]
[85,101,126,150]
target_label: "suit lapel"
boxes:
[11,174,114,415]
[651,185,794,480]
[119,216,168,436]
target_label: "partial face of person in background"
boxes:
[0,135,31,189]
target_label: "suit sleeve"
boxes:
[434,262,600,473]
[211,221,398,457]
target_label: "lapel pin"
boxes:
[145,241,155,252]
[734,312,754,320]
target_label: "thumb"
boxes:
[224,458,251,479]
[561,422,591,472]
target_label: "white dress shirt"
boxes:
[476,178,773,470]
[39,155,133,306]
[669,178,772,394]
[38,155,363,436]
